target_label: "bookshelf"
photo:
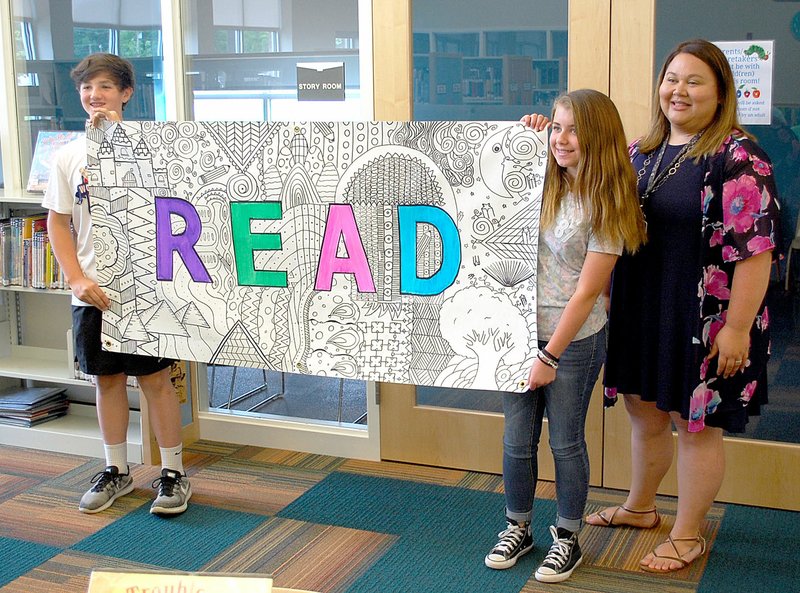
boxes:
[463,56,533,105]
[413,53,463,105]
[462,57,505,104]
[412,28,567,115]
[0,291,148,463]
[0,191,155,462]
[0,401,143,462]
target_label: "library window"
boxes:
[119,29,163,58]
[181,0,371,426]
[213,29,280,54]
[73,27,117,56]
[412,0,568,121]
[335,32,358,50]
[12,0,165,188]
[14,19,36,60]
[184,0,367,123]
[73,28,162,58]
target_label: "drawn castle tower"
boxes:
[90,123,171,354]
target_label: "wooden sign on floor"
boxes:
[87,570,272,592]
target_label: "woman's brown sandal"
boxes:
[586,505,661,529]
[640,534,707,573]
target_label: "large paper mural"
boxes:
[86,121,547,392]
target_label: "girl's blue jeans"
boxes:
[501,327,606,532]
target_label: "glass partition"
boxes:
[411,0,568,415]
[412,0,568,121]
[182,0,367,122]
[11,0,165,190]
[181,0,370,427]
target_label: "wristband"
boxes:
[537,351,558,369]
[540,347,560,364]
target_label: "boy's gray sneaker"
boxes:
[150,468,192,515]
[79,465,134,513]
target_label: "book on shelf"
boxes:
[0,385,69,427]
[0,214,67,289]
[26,130,85,193]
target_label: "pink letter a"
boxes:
[315,204,376,292]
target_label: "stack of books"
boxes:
[0,386,69,427]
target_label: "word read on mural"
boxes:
[87,121,546,392]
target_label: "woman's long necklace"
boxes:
[636,131,704,201]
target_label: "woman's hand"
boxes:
[521,113,550,132]
[707,324,750,378]
[707,251,771,379]
[526,358,557,390]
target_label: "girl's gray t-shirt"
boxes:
[536,192,622,341]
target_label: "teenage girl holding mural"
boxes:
[484,89,647,582]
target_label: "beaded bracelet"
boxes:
[537,350,558,370]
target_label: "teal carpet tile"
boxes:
[698,504,800,592]
[0,536,61,586]
[278,471,558,593]
[71,503,267,571]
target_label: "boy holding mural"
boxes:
[43,53,191,515]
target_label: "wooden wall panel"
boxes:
[568,0,611,93]
[610,0,656,141]
[371,0,412,121]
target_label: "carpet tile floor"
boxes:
[0,441,798,593]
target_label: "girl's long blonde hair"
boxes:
[540,89,647,253]
[639,38,753,158]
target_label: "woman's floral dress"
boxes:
[604,131,781,432]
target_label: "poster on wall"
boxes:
[85,120,547,392]
[714,40,774,125]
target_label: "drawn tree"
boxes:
[438,286,529,389]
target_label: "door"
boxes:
[378,0,800,511]
[377,0,611,482]
[604,0,800,511]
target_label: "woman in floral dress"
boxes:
[586,39,781,573]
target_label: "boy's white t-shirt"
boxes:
[536,192,622,341]
[41,137,96,307]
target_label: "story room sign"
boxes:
[297,62,346,101]
[86,120,546,392]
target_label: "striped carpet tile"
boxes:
[0,549,165,593]
[455,470,505,492]
[0,445,86,478]
[0,483,147,547]
[339,458,470,486]
[188,457,327,515]
[203,516,396,593]
[238,447,348,472]
[181,439,244,458]
[5,440,794,593]
[580,515,719,586]
[0,474,41,502]
[520,565,698,593]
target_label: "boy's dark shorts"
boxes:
[72,305,175,377]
